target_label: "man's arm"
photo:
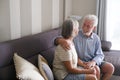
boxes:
[63,61,95,74]
[77,59,86,67]
[92,38,104,66]
[54,37,71,50]
[54,37,62,46]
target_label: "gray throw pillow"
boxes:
[38,54,54,80]
[101,40,112,51]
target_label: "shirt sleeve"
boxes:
[56,46,72,61]
[92,37,104,66]
[53,36,62,46]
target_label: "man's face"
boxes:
[82,19,95,36]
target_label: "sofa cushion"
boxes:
[0,65,16,80]
[0,27,62,79]
[103,50,120,76]
[13,53,44,80]
[101,40,112,51]
[0,27,61,68]
[38,54,54,80]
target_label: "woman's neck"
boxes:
[65,37,74,45]
[67,37,74,41]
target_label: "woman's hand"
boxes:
[86,67,96,74]
[83,61,96,69]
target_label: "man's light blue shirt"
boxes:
[74,30,104,66]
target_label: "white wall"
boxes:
[59,0,64,26]
[10,0,21,39]
[0,0,11,42]
[72,0,97,16]
[31,0,42,34]
[0,0,97,42]
[64,0,72,20]
[0,0,64,42]
[21,0,32,37]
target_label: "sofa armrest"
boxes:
[103,50,120,76]
[101,40,112,51]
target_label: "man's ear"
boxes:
[93,26,96,31]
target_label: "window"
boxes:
[106,0,120,50]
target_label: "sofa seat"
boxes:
[103,50,120,76]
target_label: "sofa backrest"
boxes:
[0,27,61,80]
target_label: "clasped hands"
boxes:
[83,61,96,69]
[82,61,96,74]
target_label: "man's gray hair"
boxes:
[83,14,98,27]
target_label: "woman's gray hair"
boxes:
[82,14,98,27]
[62,19,79,39]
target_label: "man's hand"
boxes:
[84,61,96,69]
[83,67,96,74]
[57,38,71,51]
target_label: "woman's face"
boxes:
[72,23,79,37]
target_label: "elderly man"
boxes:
[55,14,114,80]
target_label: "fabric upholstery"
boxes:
[0,27,120,79]
[103,50,120,76]
[101,40,112,51]
[13,53,44,80]
[0,27,61,80]
[38,54,54,80]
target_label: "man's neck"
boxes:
[84,32,92,37]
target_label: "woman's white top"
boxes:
[53,44,78,80]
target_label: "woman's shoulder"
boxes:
[55,45,72,54]
[55,45,66,52]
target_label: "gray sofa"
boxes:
[0,27,120,80]
[101,40,120,75]
[0,27,61,80]
[104,50,120,80]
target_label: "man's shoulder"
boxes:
[78,30,83,37]
[92,33,100,39]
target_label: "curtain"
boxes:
[96,0,107,40]
[105,0,120,50]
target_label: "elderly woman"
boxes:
[53,19,97,80]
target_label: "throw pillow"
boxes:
[101,40,112,51]
[13,53,44,80]
[38,54,54,80]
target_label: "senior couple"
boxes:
[53,14,114,80]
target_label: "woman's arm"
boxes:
[78,59,96,69]
[63,61,95,74]
[77,59,86,67]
